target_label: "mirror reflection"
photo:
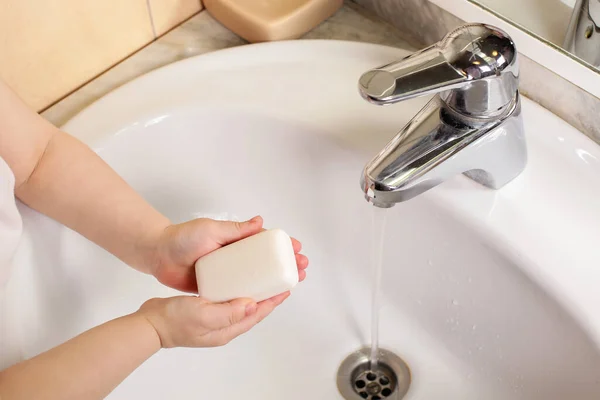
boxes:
[470,0,600,70]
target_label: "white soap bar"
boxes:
[195,228,298,303]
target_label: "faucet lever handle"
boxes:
[359,45,468,104]
[359,24,519,117]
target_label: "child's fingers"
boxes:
[291,238,302,253]
[213,216,264,246]
[298,270,306,282]
[259,291,290,306]
[198,297,257,329]
[255,291,290,323]
[219,292,290,341]
[296,254,308,270]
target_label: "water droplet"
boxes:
[427,260,433,266]
[478,346,484,351]
[468,350,472,355]
[467,373,473,379]
[496,334,501,339]
[467,277,472,283]
[472,324,477,330]
[416,300,422,305]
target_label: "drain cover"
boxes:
[337,348,411,400]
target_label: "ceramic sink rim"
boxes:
[4,39,600,399]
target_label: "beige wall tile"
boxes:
[0,0,154,112]
[149,0,203,36]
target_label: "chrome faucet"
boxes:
[358,23,527,208]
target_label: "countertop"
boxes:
[41,2,414,127]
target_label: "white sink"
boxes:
[5,40,600,399]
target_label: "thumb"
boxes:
[214,216,263,246]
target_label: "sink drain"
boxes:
[337,348,411,400]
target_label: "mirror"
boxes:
[468,0,600,72]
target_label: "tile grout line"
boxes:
[40,1,160,114]
[40,9,205,116]
[146,0,158,39]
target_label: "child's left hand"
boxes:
[148,216,308,293]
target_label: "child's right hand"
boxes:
[137,292,290,348]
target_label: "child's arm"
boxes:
[0,78,171,277]
[0,292,288,400]
[0,79,309,293]
[0,313,160,400]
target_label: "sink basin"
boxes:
[5,40,600,399]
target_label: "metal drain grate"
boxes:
[337,348,411,400]
[353,365,395,399]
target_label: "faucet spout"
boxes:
[361,95,526,207]
[358,23,527,207]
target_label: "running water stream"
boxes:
[370,206,388,370]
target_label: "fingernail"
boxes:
[245,303,257,316]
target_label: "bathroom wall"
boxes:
[0,0,202,112]
[351,0,600,144]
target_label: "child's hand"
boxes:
[150,216,308,293]
[137,292,289,348]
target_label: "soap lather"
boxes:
[195,228,299,303]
